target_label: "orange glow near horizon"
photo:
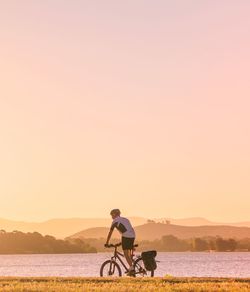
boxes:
[0,1,250,222]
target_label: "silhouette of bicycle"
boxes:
[100,243,154,277]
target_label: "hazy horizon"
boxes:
[1,215,250,225]
[1,1,250,222]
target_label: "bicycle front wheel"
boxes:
[133,257,154,277]
[100,260,122,277]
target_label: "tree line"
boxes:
[0,230,97,254]
[79,235,250,252]
[1,230,249,254]
[145,235,239,252]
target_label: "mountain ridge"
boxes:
[0,217,250,238]
[71,223,250,240]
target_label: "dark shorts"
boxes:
[122,237,135,250]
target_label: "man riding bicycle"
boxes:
[105,209,136,275]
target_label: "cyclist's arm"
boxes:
[105,230,112,245]
[105,222,117,245]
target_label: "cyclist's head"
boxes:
[110,209,121,219]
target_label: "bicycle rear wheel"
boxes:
[133,257,154,277]
[100,260,122,277]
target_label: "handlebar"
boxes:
[105,243,121,248]
[105,243,138,248]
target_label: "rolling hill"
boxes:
[0,217,250,239]
[71,223,250,240]
[0,217,147,238]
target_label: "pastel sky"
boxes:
[0,1,250,222]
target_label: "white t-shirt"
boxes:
[111,216,135,238]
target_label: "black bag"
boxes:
[141,250,157,271]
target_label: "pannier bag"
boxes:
[141,250,157,271]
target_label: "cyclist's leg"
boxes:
[122,237,135,271]
[124,249,133,268]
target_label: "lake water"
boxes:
[0,252,249,277]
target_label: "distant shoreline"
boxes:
[0,250,250,256]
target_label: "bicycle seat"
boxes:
[133,244,138,248]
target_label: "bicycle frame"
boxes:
[111,245,136,272]
[101,244,154,277]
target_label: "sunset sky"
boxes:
[0,1,250,222]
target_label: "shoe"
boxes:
[126,269,135,277]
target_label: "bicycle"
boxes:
[100,243,154,277]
